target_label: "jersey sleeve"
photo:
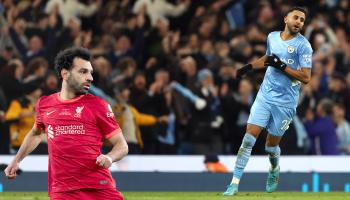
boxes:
[298,41,313,68]
[266,33,271,55]
[95,99,122,139]
[35,97,45,130]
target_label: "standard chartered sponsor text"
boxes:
[55,124,85,135]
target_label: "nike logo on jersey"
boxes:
[46,110,56,116]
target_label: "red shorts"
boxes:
[50,188,124,200]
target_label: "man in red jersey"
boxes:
[4,47,128,200]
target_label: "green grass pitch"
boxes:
[0,192,349,200]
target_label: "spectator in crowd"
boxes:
[132,0,190,26]
[45,0,102,25]
[188,69,223,154]
[114,84,168,154]
[22,57,48,83]
[0,59,25,105]
[5,80,46,154]
[304,99,339,155]
[41,71,59,96]
[333,102,350,154]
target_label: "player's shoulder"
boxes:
[267,31,280,39]
[297,34,312,49]
[84,93,110,107]
[37,93,58,106]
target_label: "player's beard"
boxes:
[67,75,89,95]
[287,23,300,35]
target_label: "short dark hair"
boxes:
[285,6,308,17]
[319,99,333,116]
[54,47,91,79]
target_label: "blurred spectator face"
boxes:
[38,16,49,29]
[36,65,47,77]
[1,47,14,60]
[216,42,230,58]
[30,88,43,99]
[68,18,81,37]
[117,57,136,77]
[127,15,137,29]
[200,74,213,88]
[155,70,170,86]
[133,74,146,90]
[93,57,111,78]
[313,33,326,50]
[12,59,24,80]
[125,64,136,77]
[247,25,266,42]
[335,10,345,24]
[333,104,345,120]
[97,34,114,51]
[199,21,212,39]
[328,77,344,92]
[200,40,214,55]
[238,79,253,96]
[28,36,43,52]
[242,43,253,58]
[316,99,333,116]
[188,34,199,50]
[121,87,130,101]
[219,21,230,37]
[14,18,26,34]
[156,18,169,36]
[219,66,235,81]
[115,36,131,53]
[258,5,274,22]
[180,57,197,77]
[340,0,349,10]
[335,28,347,42]
[346,72,350,87]
[46,74,58,90]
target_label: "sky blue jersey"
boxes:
[258,31,313,109]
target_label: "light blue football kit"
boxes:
[223,31,313,196]
[248,31,313,136]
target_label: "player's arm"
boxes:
[4,126,44,179]
[284,67,311,84]
[264,54,311,84]
[96,132,128,168]
[236,55,268,78]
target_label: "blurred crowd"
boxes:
[0,0,350,155]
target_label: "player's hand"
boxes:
[4,161,20,179]
[96,154,113,168]
[265,54,287,71]
[236,64,252,79]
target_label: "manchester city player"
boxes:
[223,7,313,196]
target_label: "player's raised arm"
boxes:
[4,125,44,179]
[236,55,268,78]
[284,66,311,84]
[264,54,311,84]
[251,55,268,70]
[96,132,128,169]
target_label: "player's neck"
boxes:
[59,89,79,100]
[60,83,80,100]
[280,29,298,41]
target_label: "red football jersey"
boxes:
[35,93,121,194]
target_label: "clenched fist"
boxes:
[96,154,113,168]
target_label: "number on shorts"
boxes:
[281,119,292,131]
